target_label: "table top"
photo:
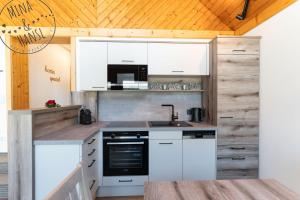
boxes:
[144,179,300,200]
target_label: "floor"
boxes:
[97,197,143,200]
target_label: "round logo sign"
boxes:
[0,0,56,54]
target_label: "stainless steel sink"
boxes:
[148,121,192,127]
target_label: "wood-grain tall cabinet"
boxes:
[211,36,260,179]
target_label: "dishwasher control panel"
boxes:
[183,130,216,139]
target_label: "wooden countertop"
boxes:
[33,121,217,145]
[34,122,106,145]
[144,179,300,200]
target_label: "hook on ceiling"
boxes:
[236,0,250,20]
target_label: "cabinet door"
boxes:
[76,40,107,91]
[149,139,182,181]
[108,42,147,65]
[148,43,209,75]
[183,139,216,180]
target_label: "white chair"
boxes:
[44,163,92,200]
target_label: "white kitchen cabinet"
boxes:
[76,39,107,91]
[149,138,182,181]
[35,133,99,200]
[108,42,148,65]
[183,137,216,180]
[148,43,209,75]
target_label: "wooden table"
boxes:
[144,179,300,200]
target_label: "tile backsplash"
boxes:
[98,91,202,121]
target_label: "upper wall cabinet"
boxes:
[108,42,148,65]
[76,39,108,91]
[216,37,260,55]
[148,43,209,76]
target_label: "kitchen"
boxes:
[1,0,300,200]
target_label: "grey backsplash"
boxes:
[98,92,202,121]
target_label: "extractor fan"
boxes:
[236,0,250,20]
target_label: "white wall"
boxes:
[0,36,7,152]
[246,1,300,192]
[29,44,71,108]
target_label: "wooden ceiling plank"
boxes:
[123,0,163,29]
[235,0,296,35]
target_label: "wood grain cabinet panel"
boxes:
[216,37,260,55]
[212,37,260,180]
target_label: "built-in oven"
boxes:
[107,65,148,90]
[103,131,149,176]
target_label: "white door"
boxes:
[183,139,216,180]
[76,39,107,91]
[149,139,182,181]
[0,37,7,152]
[108,42,147,65]
[148,43,209,75]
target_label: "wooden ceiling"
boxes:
[0,0,295,34]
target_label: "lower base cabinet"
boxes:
[34,133,99,200]
[149,139,182,181]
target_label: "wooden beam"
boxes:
[1,27,234,38]
[235,0,296,35]
[10,37,29,110]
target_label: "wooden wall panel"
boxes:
[10,37,29,110]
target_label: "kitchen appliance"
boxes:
[183,130,216,180]
[107,65,148,90]
[188,107,203,122]
[103,131,149,176]
[79,108,92,125]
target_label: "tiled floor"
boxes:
[97,196,143,200]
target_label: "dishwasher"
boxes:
[183,130,216,180]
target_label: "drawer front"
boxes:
[217,169,258,180]
[149,131,182,140]
[102,176,148,186]
[217,38,260,55]
[218,136,258,146]
[218,144,258,157]
[217,155,258,170]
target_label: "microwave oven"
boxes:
[107,65,148,90]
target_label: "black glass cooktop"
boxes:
[107,121,147,128]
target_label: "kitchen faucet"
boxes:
[161,104,178,122]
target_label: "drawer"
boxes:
[149,131,182,140]
[218,144,258,157]
[217,169,258,180]
[217,37,260,55]
[102,176,148,186]
[217,136,258,145]
[217,155,258,170]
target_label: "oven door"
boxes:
[103,138,149,176]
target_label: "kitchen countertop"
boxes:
[144,179,300,200]
[34,121,217,145]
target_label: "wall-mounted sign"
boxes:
[44,65,60,82]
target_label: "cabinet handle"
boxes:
[232,49,246,52]
[0,70,3,72]
[92,86,105,89]
[118,179,133,183]
[121,60,134,63]
[172,70,184,73]
[90,180,96,190]
[230,147,246,150]
[88,149,96,156]
[232,157,246,160]
[220,116,234,119]
[88,159,96,167]
[159,142,173,145]
[88,138,96,145]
